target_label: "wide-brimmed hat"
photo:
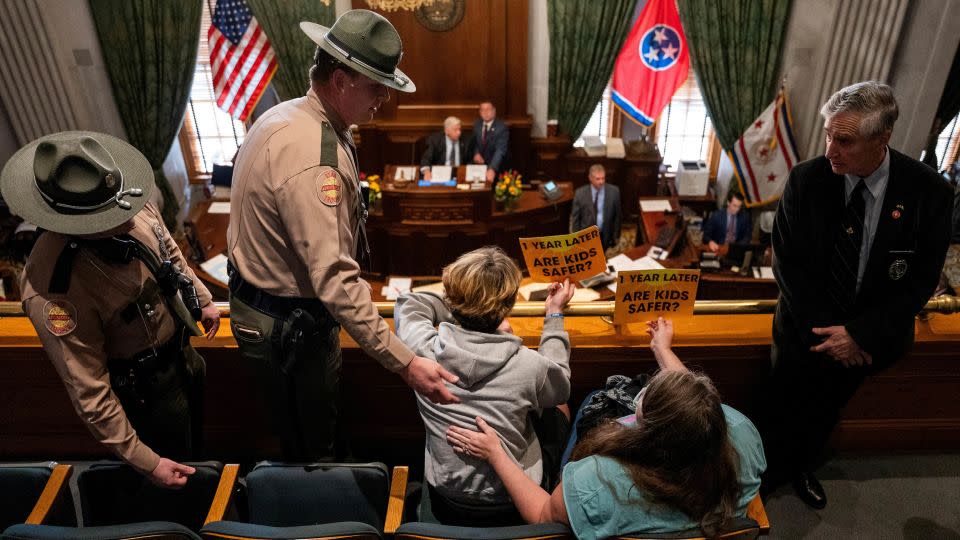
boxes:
[301,9,416,93]
[0,131,153,235]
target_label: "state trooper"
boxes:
[227,9,459,461]
[1,131,220,488]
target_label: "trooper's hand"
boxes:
[401,355,460,404]
[200,302,221,340]
[149,458,195,488]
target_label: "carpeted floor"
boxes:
[764,453,960,539]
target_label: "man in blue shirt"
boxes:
[702,191,752,252]
[421,116,470,180]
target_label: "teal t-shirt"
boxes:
[561,404,765,540]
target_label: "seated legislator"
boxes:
[571,164,622,250]
[446,317,766,539]
[702,191,752,253]
[420,116,471,180]
[394,247,575,525]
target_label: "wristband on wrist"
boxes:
[546,312,564,318]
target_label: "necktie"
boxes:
[827,179,867,313]
[593,189,600,225]
[481,124,488,147]
[447,143,455,166]
[725,214,737,244]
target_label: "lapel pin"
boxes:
[892,209,901,219]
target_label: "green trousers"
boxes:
[229,295,342,461]
[110,338,205,461]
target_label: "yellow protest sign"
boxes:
[613,269,701,323]
[519,226,607,283]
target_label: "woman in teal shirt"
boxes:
[447,317,766,538]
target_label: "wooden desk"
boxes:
[367,181,573,276]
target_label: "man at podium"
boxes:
[421,116,470,180]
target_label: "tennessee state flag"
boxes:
[611,0,690,126]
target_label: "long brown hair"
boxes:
[570,370,740,536]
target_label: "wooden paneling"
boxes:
[350,0,531,177]
[2,313,959,473]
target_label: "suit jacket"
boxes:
[772,149,953,366]
[571,184,622,250]
[420,132,471,168]
[472,118,509,173]
[702,208,752,245]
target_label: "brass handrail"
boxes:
[3,296,959,318]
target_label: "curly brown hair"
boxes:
[441,246,521,333]
[571,369,740,537]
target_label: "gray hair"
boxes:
[443,116,461,130]
[820,81,898,138]
[588,163,606,177]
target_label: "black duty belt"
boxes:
[227,261,333,324]
[108,335,181,375]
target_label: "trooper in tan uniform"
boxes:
[1,132,220,488]
[228,9,459,461]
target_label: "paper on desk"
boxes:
[639,199,673,212]
[519,282,601,303]
[412,281,445,295]
[606,255,665,292]
[381,276,412,300]
[430,166,452,182]
[394,166,417,181]
[758,266,774,280]
[465,164,487,182]
[208,201,231,214]
[201,253,229,285]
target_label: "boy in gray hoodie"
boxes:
[395,246,574,523]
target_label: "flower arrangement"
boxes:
[361,173,382,207]
[494,170,522,208]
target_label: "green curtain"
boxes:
[676,0,791,151]
[88,0,202,230]
[548,0,637,139]
[247,0,336,102]
[922,44,960,169]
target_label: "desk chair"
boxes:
[394,522,573,540]
[200,462,408,540]
[0,463,73,531]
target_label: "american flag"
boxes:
[208,0,277,121]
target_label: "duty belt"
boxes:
[227,261,334,324]
[107,334,181,374]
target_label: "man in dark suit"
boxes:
[763,81,953,509]
[420,116,471,180]
[571,164,622,250]
[702,191,753,252]
[472,101,509,182]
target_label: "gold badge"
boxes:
[317,170,342,207]
[43,300,78,336]
[888,258,908,280]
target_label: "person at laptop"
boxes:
[421,116,471,180]
[702,191,752,253]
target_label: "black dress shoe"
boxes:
[793,471,827,509]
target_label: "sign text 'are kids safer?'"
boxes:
[519,226,607,283]
[613,269,700,323]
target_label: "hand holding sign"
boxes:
[519,226,607,283]
[614,269,700,324]
[545,278,576,315]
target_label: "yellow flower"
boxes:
[509,187,517,196]
[368,175,380,183]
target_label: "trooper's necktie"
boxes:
[827,179,867,313]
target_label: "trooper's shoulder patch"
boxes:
[43,300,78,337]
[317,169,342,207]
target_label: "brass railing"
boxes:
[3,296,959,318]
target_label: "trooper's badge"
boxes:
[888,258,908,280]
[43,300,77,336]
[317,170,342,207]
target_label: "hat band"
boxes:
[325,33,410,88]
[35,171,144,213]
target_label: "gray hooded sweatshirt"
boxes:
[395,291,571,505]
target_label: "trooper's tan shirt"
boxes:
[228,88,413,371]
[20,203,212,474]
